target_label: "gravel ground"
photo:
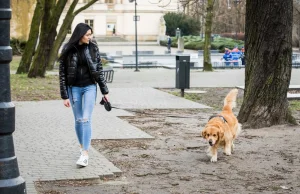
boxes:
[35,88,300,194]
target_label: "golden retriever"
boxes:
[201,89,242,162]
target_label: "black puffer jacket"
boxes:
[59,42,109,99]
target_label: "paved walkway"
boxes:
[14,87,209,194]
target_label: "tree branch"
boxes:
[74,0,99,15]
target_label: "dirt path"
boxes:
[36,88,300,194]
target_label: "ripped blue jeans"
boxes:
[68,84,97,151]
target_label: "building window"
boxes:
[85,19,94,32]
[105,0,114,3]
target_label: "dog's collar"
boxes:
[208,115,227,123]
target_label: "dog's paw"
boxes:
[224,145,232,155]
[210,156,217,162]
[224,148,232,155]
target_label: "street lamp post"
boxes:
[129,0,139,72]
[0,1,26,193]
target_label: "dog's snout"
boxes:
[209,140,213,146]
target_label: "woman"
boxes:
[59,23,109,167]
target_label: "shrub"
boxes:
[220,33,245,41]
[211,37,244,52]
[159,36,244,52]
[101,58,108,66]
[10,38,26,55]
[164,12,201,36]
[160,38,178,48]
[184,41,204,50]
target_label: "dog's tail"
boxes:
[223,89,238,111]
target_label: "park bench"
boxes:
[198,50,220,55]
[292,54,300,68]
[139,60,158,67]
[212,61,242,69]
[103,69,114,83]
[123,61,158,68]
[132,51,154,55]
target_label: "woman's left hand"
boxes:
[104,94,109,101]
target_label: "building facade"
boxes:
[11,0,36,41]
[60,0,179,41]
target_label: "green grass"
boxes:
[9,56,60,101]
[289,100,300,112]
[10,74,60,101]
[10,56,21,71]
[169,91,202,101]
[9,56,113,101]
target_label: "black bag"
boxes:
[100,97,112,111]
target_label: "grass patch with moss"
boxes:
[10,74,60,101]
[164,88,239,110]
[169,91,202,102]
[10,56,21,71]
[289,100,300,112]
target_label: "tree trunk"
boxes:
[47,0,98,70]
[16,0,43,74]
[47,21,72,70]
[238,0,295,128]
[299,22,300,51]
[203,0,214,71]
[28,0,67,78]
[47,0,79,70]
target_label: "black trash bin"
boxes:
[175,55,190,96]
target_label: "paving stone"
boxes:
[184,90,207,94]
[107,87,211,109]
[13,87,210,193]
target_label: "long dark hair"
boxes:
[59,23,93,60]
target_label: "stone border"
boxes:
[236,85,300,100]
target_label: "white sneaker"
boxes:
[76,154,89,167]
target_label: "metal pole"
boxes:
[0,1,26,193]
[134,0,139,72]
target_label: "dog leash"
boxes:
[208,115,228,123]
[99,97,205,119]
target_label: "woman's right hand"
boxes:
[63,99,71,107]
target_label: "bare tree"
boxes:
[293,0,300,49]
[202,0,215,71]
[16,0,44,74]
[47,0,99,71]
[210,0,245,36]
[27,0,68,78]
[238,0,296,128]
[20,0,99,78]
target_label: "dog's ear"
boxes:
[201,129,206,139]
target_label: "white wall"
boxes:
[59,0,179,40]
